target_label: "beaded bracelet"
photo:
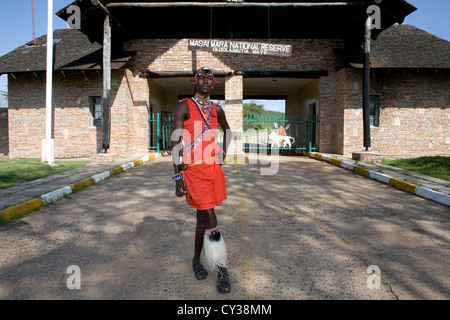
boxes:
[172,173,183,181]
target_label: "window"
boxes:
[90,97,102,127]
[369,95,380,127]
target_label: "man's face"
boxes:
[195,70,214,95]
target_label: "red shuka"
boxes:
[182,98,227,210]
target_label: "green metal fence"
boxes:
[243,113,319,153]
[149,112,318,154]
[149,112,174,153]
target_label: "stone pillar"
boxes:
[224,74,245,162]
[108,69,150,157]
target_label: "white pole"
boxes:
[43,0,54,164]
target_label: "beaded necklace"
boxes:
[183,97,215,154]
[191,95,214,132]
[193,93,210,114]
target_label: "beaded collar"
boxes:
[183,96,215,154]
[193,93,211,113]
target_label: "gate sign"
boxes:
[188,39,292,57]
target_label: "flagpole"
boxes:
[43,0,54,165]
[31,0,36,45]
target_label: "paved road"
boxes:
[0,155,448,300]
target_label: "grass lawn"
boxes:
[0,158,90,189]
[381,156,450,182]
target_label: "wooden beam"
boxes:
[106,2,365,9]
[362,11,371,151]
[91,0,108,14]
[91,0,131,38]
[237,70,328,78]
[102,14,112,153]
[141,69,328,78]
[141,70,231,78]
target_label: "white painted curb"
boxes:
[92,171,111,183]
[1,154,163,224]
[415,187,450,206]
[42,154,156,204]
[41,186,73,205]
[307,152,449,207]
[340,161,355,171]
[121,162,134,171]
[369,171,392,184]
[43,155,155,205]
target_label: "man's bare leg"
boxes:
[193,210,208,280]
[197,208,230,293]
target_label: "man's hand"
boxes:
[175,179,187,197]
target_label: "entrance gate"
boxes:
[149,112,319,153]
[148,112,174,153]
[243,113,319,154]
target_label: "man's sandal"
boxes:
[217,271,231,293]
[193,261,207,280]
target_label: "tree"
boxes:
[243,102,284,131]
[243,103,265,131]
[244,102,265,116]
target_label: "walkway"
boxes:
[0,154,448,299]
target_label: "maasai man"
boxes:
[171,67,232,293]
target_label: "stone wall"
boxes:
[342,68,450,156]
[124,38,345,75]
[8,72,102,158]
[0,107,7,155]
[7,70,149,159]
[109,69,149,156]
[7,37,448,159]
[124,38,346,155]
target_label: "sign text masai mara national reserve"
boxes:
[189,39,292,57]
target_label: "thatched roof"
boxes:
[0,28,133,75]
[371,24,450,69]
[0,24,449,75]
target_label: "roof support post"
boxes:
[102,13,112,153]
[91,0,131,38]
[362,10,372,151]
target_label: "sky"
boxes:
[0,0,449,111]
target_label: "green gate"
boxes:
[149,112,174,153]
[243,113,319,153]
[149,112,318,154]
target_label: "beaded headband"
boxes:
[193,67,221,85]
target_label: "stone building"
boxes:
[0,0,448,159]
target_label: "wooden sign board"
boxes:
[188,39,292,57]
